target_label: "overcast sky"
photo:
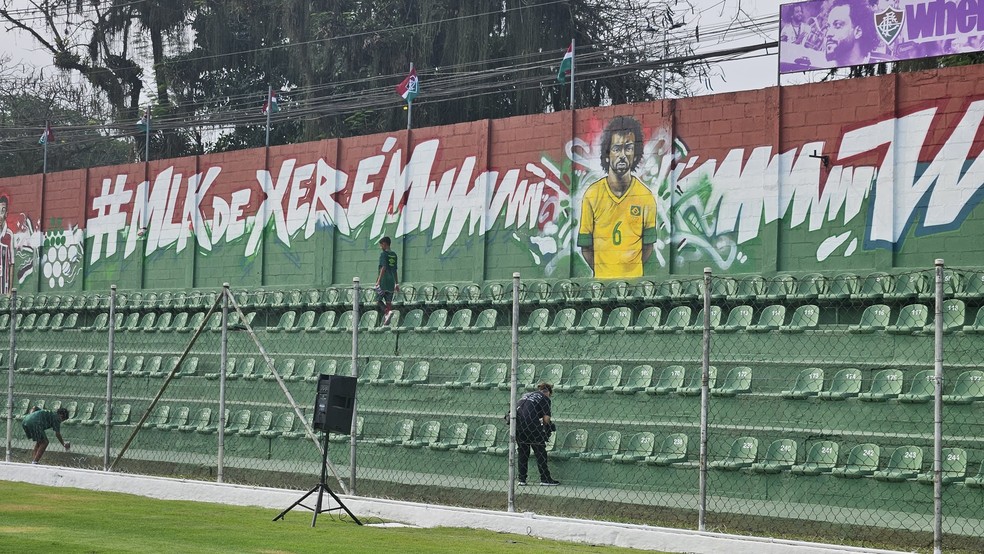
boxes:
[1,0,784,97]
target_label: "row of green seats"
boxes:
[783,367,984,403]
[14,399,134,427]
[15,353,196,378]
[710,438,981,485]
[142,405,308,438]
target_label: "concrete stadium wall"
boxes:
[0,66,983,294]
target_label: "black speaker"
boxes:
[312,374,357,434]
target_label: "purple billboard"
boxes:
[779,0,984,73]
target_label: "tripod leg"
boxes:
[311,484,325,527]
[323,486,363,525]
[273,485,320,521]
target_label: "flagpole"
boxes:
[569,39,575,109]
[407,63,413,131]
[42,121,48,174]
[265,85,273,147]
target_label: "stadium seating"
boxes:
[883,271,927,301]
[440,308,472,332]
[682,306,721,333]
[717,305,754,332]
[533,364,563,390]
[394,309,423,332]
[711,366,752,397]
[955,271,984,300]
[260,413,296,439]
[831,443,881,478]
[358,361,382,383]
[597,307,632,333]
[144,405,171,429]
[610,432,656,463]
[579,431,621,461]
[858,369,904,401]
[395,361,430,387]
[550,429,589,460]
[916,447,966,485]
[444,362,481,388]
[567,307,603,333]
[643,433,689,466]
[370,361,404,385]
[519,308,549,333]
[418,309,449,332]
[750,439,798,473]
[555,364,591,392]
[626,306,661,333]
[962,461,984,488]
[787,273,827,301]
[780,305,819,332]
[403,420,440,448]
[819,273,860,301]
[848,304,891,333]
[499,363,535,391]
[472,363,508,390]
[613,364,654,394]
[853,272,891,301]
[790,441,839,476]
[645,365,686,395]
[898,370,935,403]
[960,306,984,334]
[239,411,274,437]
[429,423,468,451]
[942,370,984,404]
[885,303,929,334]
[157,406,191,431]
[733,276,765,302]
[873,446,923,482]
[456,424,497,453]
[653,306,691,333]
[583,364,622,393]
[677,366,716,396]
[465,309,497,333]
[708,436,758,470]
[761,274,795,301]
[781,368,824,399]
[818,368,863,400]
[179,408,213,433]
[747,305,786,332]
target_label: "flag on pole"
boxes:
[395,67,419,103]
[38,122,54,145]
[136,107,151,131]
[262,90,280,115]
[557,41,574,83]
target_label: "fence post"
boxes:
[349,277,360,495]
[933,259,944,554]
[507,272,520,512]
[217,283,230,483]
[4,289,16,462]
[698,267,711,531]
[104,285,117,470]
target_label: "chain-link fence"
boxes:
[4,265,984,552]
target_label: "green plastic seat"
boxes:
[956,271,984,300]
[830,443,880,478]
[858,369,904,401]
[205,358,237,380]
[144,312,172,332]
[480,282,508,306]
[747,304,786,332]
[579,430,621,461]
[429,422,469,451]
[168,312,189,332]
[818,368,863,400]
[646,365,687,395]
[287,310,316,333]
[327,311,354,333]
[597,307,632,333]
[960,306,984,334]
[542,308,576,334]
[395,360,430,387]
[708,436,758,470]
[122,356,145,378]
[626,306,661,333]
[790,441,839,475]
[677,366,716,396]
[781,367,824,399]
[711,366,752,397]
[259,412,297,439]
[898,370,936,403]
[962,461,984,488]
[604,280,632,302]
[884,271,928,301]
[671,279,703,302]
[545,279,579,305]
[195,408,227,435]
[920,269,963,300]
[388,284,412,308]
[498,363,536,391]
[179,408,213,433]
[654,305,692,333]
[228,358,256,381]
[819,273,860,301]
[393,309,424,332]
[145,405,171,429]
[643,433,689,465]
[751,439,798,473]
[368,361,404,385]
[307,311,336,333]
[550,429,589,460]
[66,402,95,426]
[709,277,738,301]
[459,284,481,305]
[239,411,273,437]
[520,281,550,305]
[11,398,30,420]
[444,362,481,388]
[293,359,317,383]
[614,364,654,394]
[885,303,929,334]
[780,304,820,332]
[717,305,754,332]
[631,280,656,301]
[403,420,441,448]
[80,312,108,332]
[611,432,656,463]
[761,274,795,301]
[438,308,472,332]
[942,370,984,404]
[519,308,549,333]
[465,308,497,333]
[432,284,461,306]
[579,281,608,305]
[583,364,622,393]
[180,312,206,333]
[852,272,892,300]
[556,364,592,392]
[33,313,55,331]
[456,424,497,453]
[873,445,923,482]
[920,298,965,334]
[916,447,967,485]
[732,276,765,302]
[32,353,57,375]
[313,359,337,380]
[788,273,827,301]
[371,418,415,446]
[71,354,96,376]
[357,310,378,331]
[472,362,508,390]
[651,280,681,301]
[848,304,891,333]
[157,406,191,431]
[567,307,603,333]
[532,364,563,391]
[262,359,296,382]
[683,306,722,333]
[357,360,382,383]
[417,309,449,332]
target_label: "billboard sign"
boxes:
[780,0,984,73]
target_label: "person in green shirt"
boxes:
[374,236,400,325]
[22,407,71,464]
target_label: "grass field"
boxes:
[0,481,659,553]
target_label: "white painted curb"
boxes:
[1,462,909,554]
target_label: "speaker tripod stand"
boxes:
[273,430,362,527]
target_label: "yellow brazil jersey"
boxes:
[577,176,657,279]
